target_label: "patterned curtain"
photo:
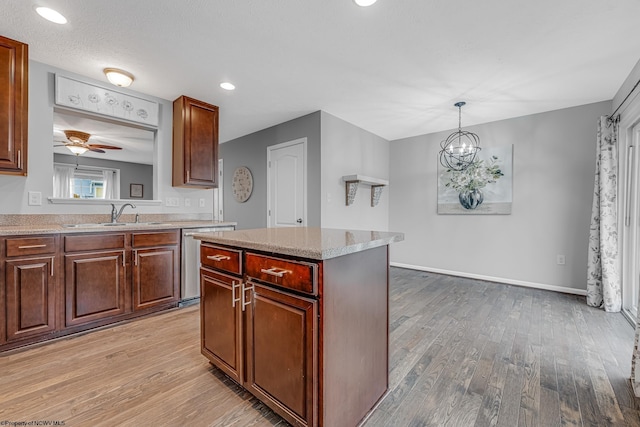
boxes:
[586,116,620,312]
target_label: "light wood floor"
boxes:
[1,267,639,426]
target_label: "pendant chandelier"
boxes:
[439,101,481,171]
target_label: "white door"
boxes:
[267,138,307,228]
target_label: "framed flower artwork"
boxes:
[437,145,513,214]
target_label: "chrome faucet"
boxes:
[110,203,136,223]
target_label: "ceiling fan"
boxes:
[54,130,123,155]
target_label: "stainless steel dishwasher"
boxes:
[181,226,235,305]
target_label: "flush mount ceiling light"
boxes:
[104,68,135,87]
[438,101,481,171]
[35,6,67,24]
[354,0,377,6]
[220,82,236,91]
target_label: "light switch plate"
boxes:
[184,198,191,207]
[199,198,205,208]
[166,197,179,207]
[28,191,42,206]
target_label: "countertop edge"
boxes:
[194,229,404,260]
[0,221,238,236]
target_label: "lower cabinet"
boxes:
[5,256,57,341]
[200,244,390,427]
[3,235,59,343]
[132,231,180,311]
[245,282,317,426]
[200,269,243,384]
[64,250,127,327]
[1,229,181,352]
[200,246,318,427]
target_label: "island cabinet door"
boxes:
[64,250,127,327]
[5,257,56,341]
[244,281,318,427]
[200,269,243,384]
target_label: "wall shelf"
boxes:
[342,174,389,207]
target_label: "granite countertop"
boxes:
[193,227,404,260]
[0,220,237,236]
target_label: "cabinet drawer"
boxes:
[132,231,179,248]
[201,244,242,275]
[6,236,56,257]
[64,234,125,252]
[245,253,318,295]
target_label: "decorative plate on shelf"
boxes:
[232,166,253,202]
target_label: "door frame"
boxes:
[266,138,308,228]
[618,98,640,323]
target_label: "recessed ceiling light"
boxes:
[104,68,135,87]
[354,0,377,6]
[220,82,236,91]
[35,7,67,24]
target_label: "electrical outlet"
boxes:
[184,198,191,207]
[166,197,179,207]
[557,255,566,265]
[199,198,205,208]
[28,191,42,206]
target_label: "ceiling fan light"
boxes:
[104,68,134,87]
[66,145,89,155]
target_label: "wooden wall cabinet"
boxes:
[132,231,180,311]
[0,35,28,175]
[4,236,58,342]
[173,95,218,188]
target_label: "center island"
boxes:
[193,227,404,427]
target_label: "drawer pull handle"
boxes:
[18,244,47,249]
[260,267,291,278]
[207,254,231,262]
[231,281,241,307]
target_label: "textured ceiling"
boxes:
[2,0,640,143]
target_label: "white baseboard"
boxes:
[390,262,587,296]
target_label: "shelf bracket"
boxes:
[345,180,359,206]
[371,185,385,207]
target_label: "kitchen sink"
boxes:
[62,222,172,228]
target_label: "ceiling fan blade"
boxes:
[87,144,122,150]
[88,148,106,153]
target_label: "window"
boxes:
[53,164,119,199]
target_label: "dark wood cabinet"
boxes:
[0,228,186,352]
[173,95,218,188]
[132,231,180,311]
[0,35,28,175]
[245,282,317,427]
[3,236,58,343]
[64,249,127,327]
[200,242,391,427]
[201,269,243,384]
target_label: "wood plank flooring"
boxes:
[1,267,639,426]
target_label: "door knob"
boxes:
[296,218,303,224]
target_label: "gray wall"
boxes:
[54,154,153,200]
[219,112,321,230]
[389,101,611,292]
[320,111,390,230]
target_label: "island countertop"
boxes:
[193,227,404,260]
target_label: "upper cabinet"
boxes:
[0,35,28,176]
[172,96,218,188]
